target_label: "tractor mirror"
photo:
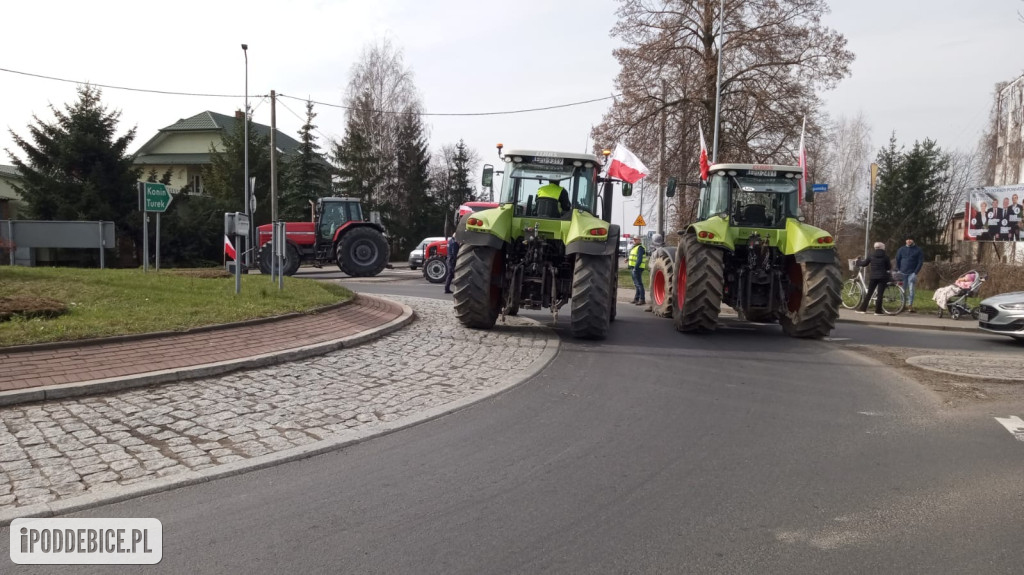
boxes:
[482,164,494,188]
[622,182,633,197]
[665,177,677,198]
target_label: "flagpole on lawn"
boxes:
[711,0,724,163]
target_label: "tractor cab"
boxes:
[698,164,802,229]
[499,151,600,219]
[316,197,363,243]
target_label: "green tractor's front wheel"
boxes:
[453,244,503,329]
[672,234,725,333]
[780,256,842,338]
[570,253,613,339]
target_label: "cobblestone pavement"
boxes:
[906,354,1024,381]
[0,296,556,512]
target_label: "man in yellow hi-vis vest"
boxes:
[627,236,647,305]
[535,180,571,217]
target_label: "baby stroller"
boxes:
[933,270,987,319]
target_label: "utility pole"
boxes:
[865,162,877,255]
[658,78,667,238]
[270,90,280,285]
[241,44,251,269]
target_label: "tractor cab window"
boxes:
[705,174,731,218]
[499,162,596,217]
[319,201,356,238]
[727,175,799,228]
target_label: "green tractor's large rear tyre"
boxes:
[609,252,618,323]
[673,235,724,333]
[648,247,676,318]
[780,257,842,338]
[453,245,503,329]
[570,253,613,339]
[337,227,390,277]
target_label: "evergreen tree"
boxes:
[332,91,382,211]
[392,112,437,253]
[7,84,142,265]
[280,100,331,221]
[871,134,949,258]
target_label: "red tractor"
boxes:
[256,197,389,277]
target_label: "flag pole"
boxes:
[711,0,724,163]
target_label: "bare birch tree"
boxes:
[812,113,871,240]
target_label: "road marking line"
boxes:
[994,416,1024,442]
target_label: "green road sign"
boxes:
[141,183,174,212]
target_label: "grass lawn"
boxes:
[0,267,352,347]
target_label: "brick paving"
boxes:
[0,295,403,392]
[0,296,556,512]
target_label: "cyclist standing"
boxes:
[855,242,892,315]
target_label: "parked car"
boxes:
[618,239,629,258]
[408,236,446,270]
[978,291,1024,341]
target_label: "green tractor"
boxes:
[651,163,841,338]
[452,148,623,339]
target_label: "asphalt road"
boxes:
[6,277,1023,574]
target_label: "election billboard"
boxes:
[964,184,1024,242]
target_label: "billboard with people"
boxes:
[964,185,1024,241]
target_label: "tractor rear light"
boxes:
[816,236,833,244]
[467,217,483,226]
[698,231,708,238]
[707,232,716,239]
[588,228,607,236]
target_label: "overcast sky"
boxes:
[2,0,1023,231]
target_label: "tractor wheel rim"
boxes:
[353,241,376,264]
[653,270,666,305]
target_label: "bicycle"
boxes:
[840,259,905,315]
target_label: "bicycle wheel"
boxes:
[881,284,905,315]
[840,279,863,309]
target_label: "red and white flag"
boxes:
[606,143,649,184]
[797,117,807,204]
[224,234,236,260]
[698,123,710,181]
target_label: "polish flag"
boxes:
[224,235,236,260]
[606,144,649,184]
[797,117,807,204]
[698,123,710,181]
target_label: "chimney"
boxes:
[235,110,244,120]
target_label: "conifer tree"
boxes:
[281,100,331,221]
[7,84,141,264]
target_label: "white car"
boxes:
[408,236,446,270]
[978,291,1024,342]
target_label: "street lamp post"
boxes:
[242,43,251,268]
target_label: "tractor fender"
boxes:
[454,216,505,250]
[566,224,619,256]
[685,217,735,251]
[332,221,386,244]
[455,205,511,249]
[794,248,838,264]
[783,218,834,255]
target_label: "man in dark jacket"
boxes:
[895,237,923,313]
[856,242,891,315]
[443,236,459,294]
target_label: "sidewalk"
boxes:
[0,294,411,407]
[835,307,980,333]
